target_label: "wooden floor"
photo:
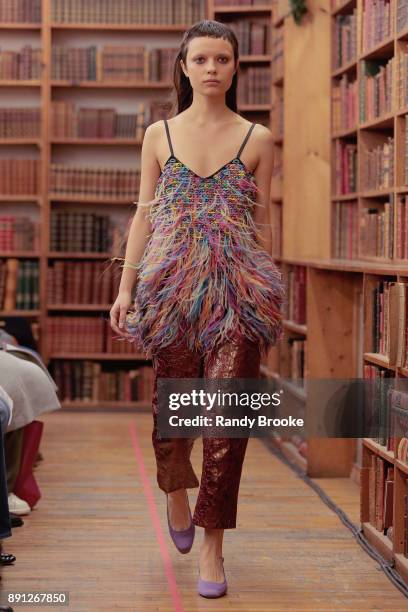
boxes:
[3,411,408,611]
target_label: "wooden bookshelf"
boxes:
[359,266,408,569]
[0,310,40,317]
[0,0,210,410]
[240,54,272,62]
[1,0,277,410]
[208,0,274,116]
[264,0,408,500]
[262,0,408,584]
[364,352,393,369]
[1,251,40,257]
[0,195,41,203]
[277,255,408,275]
[269,0,284,258]
[0,80,41,86]
[0,138,41,145]
[0,7,43,321]
[61,400,151,410]
[330,0,408,265]
[332,57,357,77]
[331,4,408,578]
[50,80,173,89]
[361,520,394,560]
[48,304,111,311]
[50,138,143,145]
[48,195,135,204]
[238,103,271,111]
[212,5,273,14]
[47,252,111,259]
[50,23,192,32]
[0,23,42,29]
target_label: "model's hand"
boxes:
[110,291,133,338]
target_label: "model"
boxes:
[110,19,285,599]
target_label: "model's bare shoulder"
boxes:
[252,123,274,151]
[140,120,166,170]
[251,124,274,175]
[142,120,164,143]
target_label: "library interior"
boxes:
[1,0,408,610]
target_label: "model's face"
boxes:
[181,36,237,96]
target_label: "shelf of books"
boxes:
[331,0,408,579]
[262,261,308,471]
[0,0,210,411]
[331,0,408,266]
[263,258,365,479]
[263,1,408,581]
[359,273,408,579]
[257,1,307,469]
[0,0,279,412]
[260,0,365,485]
[270,0,285,259]
[0,0,44,357]
[209,1,274,120]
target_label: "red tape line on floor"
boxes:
[129,420,184,612]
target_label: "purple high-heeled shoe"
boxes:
[197,556,228,598]
[166,494,195,554]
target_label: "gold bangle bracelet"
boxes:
[110,257,138,270]
[123,261,139,270]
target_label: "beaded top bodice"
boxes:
[152,154,258,242]
[124,119,285,357]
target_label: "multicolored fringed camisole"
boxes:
[124,119,285,358]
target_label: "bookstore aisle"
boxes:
[2,410,407,612]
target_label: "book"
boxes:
[332,74,358,133]
[0,160,40,195]
[48,260,120,305]
[359,58,394,123]
[361,0,395,53]
[0,108,41,138]
[283,265,306,324]
[50,165,140,199]
[0,46,42,80]
[333,11,358,69]
[331,200,358,259]
[51,359,154,403]
[51,45,179,83]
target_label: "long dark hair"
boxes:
[170,19,239,115]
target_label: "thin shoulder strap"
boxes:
[163,119,174,157]
[237,123,256,159]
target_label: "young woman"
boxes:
[110,19,285,599]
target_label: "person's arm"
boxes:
[252,126,275,254]
[110,122,161,337]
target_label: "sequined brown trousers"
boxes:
[151,332,261,529]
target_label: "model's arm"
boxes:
[252,126,274,254]
[110,122,161,337]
